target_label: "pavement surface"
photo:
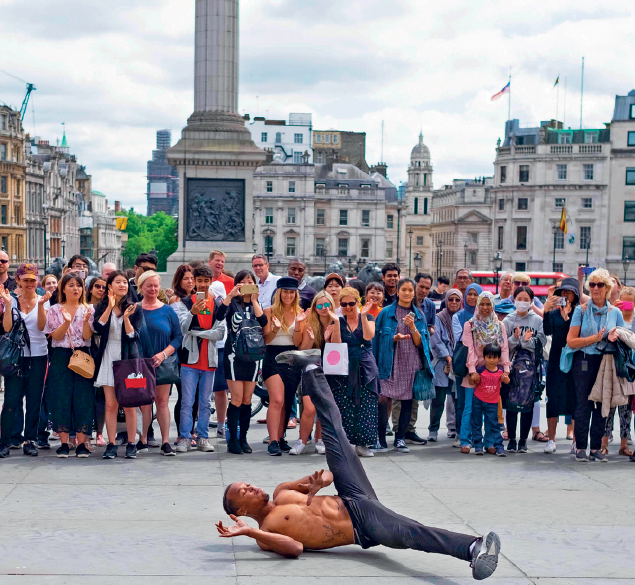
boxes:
[1,395,635,585]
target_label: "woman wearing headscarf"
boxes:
[459,291,511,453]
[451,283,482,446]
[428,288,463,442]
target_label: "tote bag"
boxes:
[113,357,156,407]
[323,343,349,376]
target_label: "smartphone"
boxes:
[621,301,634,311]
[581,266,596,276]
[78,270,86,280]
[240,284,259,295]
[557,297,568,307]
[196,291,206,302]
[407,311,416,318]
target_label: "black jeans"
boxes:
[572,352,605,451]
[1,356,48,445]
[429,384,452,433]
[505,410,532,442]
[302,368,476,561]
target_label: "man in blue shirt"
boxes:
[415,273,437,335]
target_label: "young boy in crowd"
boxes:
[471,344,509,457]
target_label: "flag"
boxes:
[116,217,128,230]
[490,82,510,101]
[554,75,559,88]
[559,207,567,234]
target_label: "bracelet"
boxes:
[162,351,168,360]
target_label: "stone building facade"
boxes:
[147,130,179,217]
[0,106,27,266]
[25,151,45,268]
[312,129,368,172]
[245,113,313,164]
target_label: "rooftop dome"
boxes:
[411,131,430,160]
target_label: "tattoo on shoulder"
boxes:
[321,524,346,544]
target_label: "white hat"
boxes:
[210,281,227,300]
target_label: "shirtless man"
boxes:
[217,350,501,580]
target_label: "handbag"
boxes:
[113,357,156,407]
[0,307,30,377]
[323,342,349,376]
[451,322,471,380]
[68,337,95,379]
[156,353,181,386]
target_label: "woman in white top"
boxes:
[0,264,50,458]
[262,278,306,456]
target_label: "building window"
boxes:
[287,208,296,224]
[261,132,268,143]
[339,209,348,225]
[294,133,303,144]
[468,232,477,244]
[0,115,5,131]
[0,176,6,194]
[385,241,393,257]
[553,262,563,272]
[333,134,339,144]
[469,251,477,265]
[266,181,273,193]
[518,198,528,210]
[293,151,302,163]
[623,237,635,260]
[386,214,394,229]
[628,168,635,185]
[498,198,505,211]
[580,226,591,250]
[288,181,295,193]
[275,132,282,143]
[1,205,6,225]
[424,198,428,214]
[324,134,330,144]
[554,231,564,249]
[585,131,599,144]
[583,164,594,181]
[414,197,419,214]
[497,226,504,250]
[315,237,325,257]
[265,207,274,224]
[0,144,6,161]
[558,132,572,144]
[557,164,567,181]
[515,262,526,272]
[264,235,274,257]
[500,166,507,183]
[625,202,635,222]
[415,174,419,187]
[516,226,527,250]
[519,165,529,182]
[416,236,423,246]
[1,236,7,251]
[338,238,348,256]
[316,152,324,163]
[315,134,322,143]
[361,210,370,227]
[361,238,370,258]
[582,197,593,209]
[555,197,565,208]
[286,237,296,257]
[628,132,635,147]
[338,184,348,195]
[631,104,635,119]
[316,208,325,225]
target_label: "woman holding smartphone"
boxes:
[215,270,268,455]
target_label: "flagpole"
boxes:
[563,77,567,128]
[508,67,511,121]
[556,79,559,125]
[580,56,584,129]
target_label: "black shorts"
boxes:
[213,347,229,393]
[223,347,262,383]
[262,345,296,381]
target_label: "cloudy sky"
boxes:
[1,0,633,213]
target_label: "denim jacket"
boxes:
[372,303,434,385]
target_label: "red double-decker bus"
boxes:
[471,271,569,300]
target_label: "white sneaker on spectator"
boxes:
[216,424,225,439]
[315,439,326,455]
[175,437,191,453]
[197,438,214,452]
[355,445,374,457]
[289,440,306,455]
[544,440,557,454]
[427,431,438,442]
[452,440,461,448]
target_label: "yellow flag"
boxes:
[116,217,128,230]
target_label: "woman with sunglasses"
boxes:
[565,268,624,462]
[86,277,107,307]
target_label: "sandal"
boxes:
[532,432,549,442]
[566,435,574,440]
[502,430,508,441]
[619,447,634,457]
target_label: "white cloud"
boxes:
[1,0,633,213]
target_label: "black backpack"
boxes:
[235,304,266,362]
[0,308,31,377]
[507,341,543,414]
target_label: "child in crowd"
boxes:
[471,343,509,457]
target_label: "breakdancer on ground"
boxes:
[217,349,501,580]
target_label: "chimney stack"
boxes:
[114,201,121,213]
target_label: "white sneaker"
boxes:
[175,437,191,453]
[452,440,461,448]
[315,439,326,455]
[427,431,438,442]
[355,445,374,457]
[289,440,306,455]
[197,438,215,452]
[544,440,557,454]
[216,424,225,439]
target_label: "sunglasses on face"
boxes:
[340,301,357,308]
[448,297,461,303]
[0,259,9,264]
[93,284,107,290]
[513,281,528,286]
[588,282,605,289]
[316,302,331,309]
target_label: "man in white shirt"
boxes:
[252,254,279,309]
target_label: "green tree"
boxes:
[117,210,177,272]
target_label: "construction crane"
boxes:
[0,69,36,121]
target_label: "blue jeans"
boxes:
[458,386,474,446]
[179,367,215,440]
[471,396,503,451]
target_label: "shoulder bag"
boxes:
[68,332,95,379]
[0,308,30,377]
[451,322,471,380]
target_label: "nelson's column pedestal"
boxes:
[166,0,266,274]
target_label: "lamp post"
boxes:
[464,242,468,267]
[623,255,630,286]
[263,228,274,263]
[436,240,443,280]
[585,236,591,266]
[552,226,558,272]
[408,227,414,277]
[414,252,422,274]
[61,238,66,260]
[493,251,502,294]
